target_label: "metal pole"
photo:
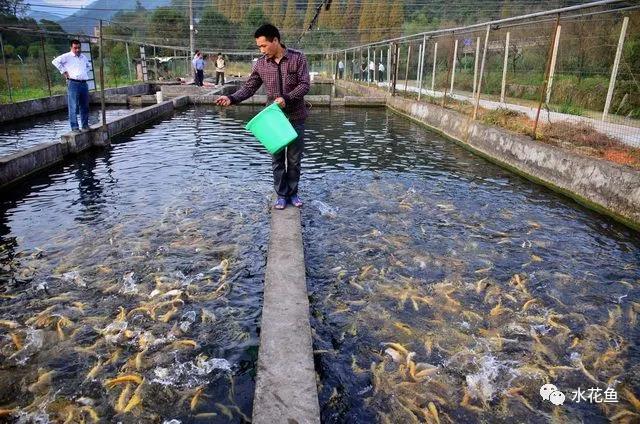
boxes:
[359,48,363,81]
[418,36,427,101]
[373,50,377,84]
[442,35,456,107]
[404,45,411,92]
[0,33,12,103]
[533,15,561,135]
[431,42,438,93]
[603,16,628,121]
[126,42,132,82]
[450,38,458,94]
[546,25,561,104]
[344,50,347,80]
[473,25,491,120]
[40,35,52,97]
[99,20,107,132]
[189,0,195,58]
[367,47,370,84]
[500,32,510,103]
[473,37,480,97]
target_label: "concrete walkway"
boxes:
[252,206,320,424]
[373,81,640,147]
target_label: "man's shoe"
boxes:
[71,128,81,133]
[290,195,303,208]
[273,197,287,210]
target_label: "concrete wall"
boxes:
[0,96,187,189]
[337,81,640,230]
[0,84,151,123]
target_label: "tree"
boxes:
[269,0,284,27]
[0,0,28,17]
[241,7,268,49]
[200,6,233,48]
[387,0,404,39]
[303,0,316,30]
[343,0,359,32]
[149,7,189,46]
[282,0,299,37]
[357,0,376,43]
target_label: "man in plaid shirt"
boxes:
[216,24,310,210]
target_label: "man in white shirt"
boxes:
[368,60,375,82]
[378,62,385,83]
[338,60,344,79]
[51,39,91,132]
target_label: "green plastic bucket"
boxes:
[245,103,299,154]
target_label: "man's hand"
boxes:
[274,97,286,108]
[63,71,69,80]
[215,96,232,106]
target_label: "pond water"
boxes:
[0,105,638,423]
[0,107,135,157]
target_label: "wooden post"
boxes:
[416,43,423,93]
[603,16,629,121]
[99,20,107,132]
[40,35,52,97]
[153,46,158,81]
[500,32,510,103]
[533,15,561,135]
[418,36,427,101]
[387,44,392,90]
[126,42,132,82]
[450,38,458,94]
[546,25,561,104]
[431,42,438,93]
[472,25,491,120]
[404,45,411,92]
[0,33,12,103]
[392,43,399,96]
[472,37,480,97]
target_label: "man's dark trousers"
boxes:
[272,122,304,198]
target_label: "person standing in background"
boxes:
[215,53,226,86]
[368,60,375,82]
[192,50,204,86]
[378,61,385,83]
[338,60,344,79]
[51,39,91,132]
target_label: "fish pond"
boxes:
[0,107,135,157]
[0,105,639,423]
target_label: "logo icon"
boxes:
[540,383,565,405]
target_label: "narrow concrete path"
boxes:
[252,206,320,424]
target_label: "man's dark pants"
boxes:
[196,69,204,86]
[215,71,225,85]
[272,122,304,199]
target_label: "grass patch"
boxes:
[382,82,640,169]
[550,102,585,116]
[540,121,640,169]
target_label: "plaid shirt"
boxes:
[229,48,310,123]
